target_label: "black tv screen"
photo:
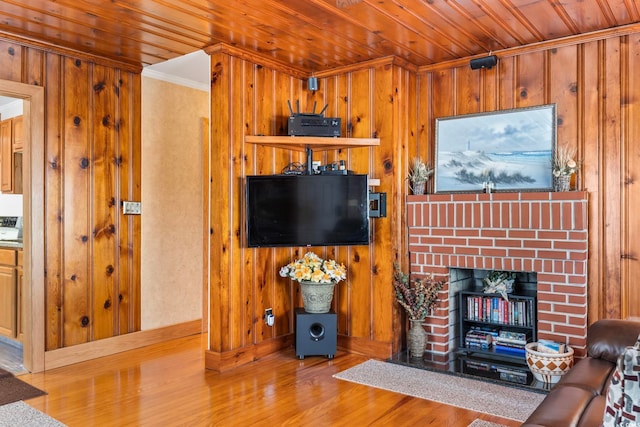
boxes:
[246,174,370,247]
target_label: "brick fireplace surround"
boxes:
[407,191,589,363]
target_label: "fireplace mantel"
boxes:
[407,191,589,362]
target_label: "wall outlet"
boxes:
[122,201,142,215]
[264,308,274,326]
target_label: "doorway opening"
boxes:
[0,80,45,373]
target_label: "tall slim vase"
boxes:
[407,319,426,358]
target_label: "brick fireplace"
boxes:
[407,191,589,362]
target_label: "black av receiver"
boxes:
[287,99,342,137]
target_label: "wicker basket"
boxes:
[525,342,574,384]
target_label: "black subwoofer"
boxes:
[295,307,337,359]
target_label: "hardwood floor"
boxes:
[19,334,521,426]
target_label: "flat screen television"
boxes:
[246,174,370,247]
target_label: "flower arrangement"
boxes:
[279,252,347,284]
[407,157,434,185]
[482,270,516,301]
[553,146,579,177]
[393,263,445,321]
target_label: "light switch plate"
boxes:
[122,201,142,215]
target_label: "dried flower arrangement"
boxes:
[407,157,434,185]
[482,270,516,301]
[553,146,579,177]
[393,263,445,321]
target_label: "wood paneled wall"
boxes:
[207,29,640,370]
[418,33,640,323]
[0,39,142,351]
[205,49,417,371]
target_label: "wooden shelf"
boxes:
[244,135,380,152]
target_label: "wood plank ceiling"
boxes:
[0,0,638,73]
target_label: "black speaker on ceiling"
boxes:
[295,308,337,359]
[470,55,498,70]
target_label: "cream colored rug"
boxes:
[333,359,544,422]
[468,420,508,427]
[0,401,66,426]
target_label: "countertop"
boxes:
[0,241,23,249]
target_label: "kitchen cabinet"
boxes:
[0,248,17,338]
[12,116,23,152]
[16,250,23,341]
[0,116,22,194]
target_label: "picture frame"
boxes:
[434,104,556,193]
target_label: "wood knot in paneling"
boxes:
[104,299,111,309]
[94,81,106,93]
[81,316,90,327]
[93,223,115,238]
[106,265,115,275]
[102,115,111,127]
[80,157,90,169]
[7,47,15,56]
[73,116,82,126]
[211,62,224,85]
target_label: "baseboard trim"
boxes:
[205,334,392,372]
[338,335,393,359]
[44,319,203,370]
[205,335,294,372]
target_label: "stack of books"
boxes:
[464,326,498,350]
[494,330,530,356]
[537,339,567,354]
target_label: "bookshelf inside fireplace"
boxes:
[457,289,537,385]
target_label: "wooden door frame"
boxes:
[0,80,45,373]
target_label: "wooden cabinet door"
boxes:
[0,119,12,193]
[0,264,16,338]
[16,264,23,341]
[12,116,23,152]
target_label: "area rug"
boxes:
[468,420,508,427]
[0,401,66,426]
[0,368,46,406]
[333,360,545,422]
